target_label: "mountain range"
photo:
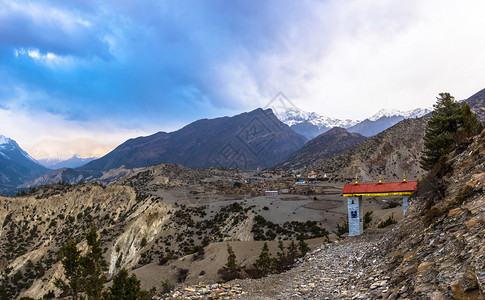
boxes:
[276,107,431,139]
[38,154,97,169]
[81,108,306,171]
[19,108,307,188]
[3,88,485,193]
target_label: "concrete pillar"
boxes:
[403,195,409,216]
[347,196,363,236]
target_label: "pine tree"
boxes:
[82,223,108,300]
[420,93,482,171]
[254,242,275,276]
[297,236,310,257]
[106,269,148,300]
[54,239,83,300]
[287,240,299,263]
[275,239,288,272]
[218,243,242,281]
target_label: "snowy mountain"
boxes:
[275,107,431,139]
[368,108,432,121]
[274,108,359,139]
[38,154,97,169]
[348,108,432,137]
[0,135,51,195]
[275,108,358,128]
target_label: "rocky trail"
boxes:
[164,230,397,299]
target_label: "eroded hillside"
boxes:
[0,164,339,299]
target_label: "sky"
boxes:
[1,0,485,160]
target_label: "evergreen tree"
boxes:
[275,239,288,272]
[82,223,108,300]
[54,239,83,300]
[286,240,299,263]
[254,242,275,276]
[421,93,482,171]
[218,243,242,281]
[106,269,148,300]
[297,236,310,257]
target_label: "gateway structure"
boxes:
[342,176,417,236]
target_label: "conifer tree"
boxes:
[82,223,108,300]
[218,243,242,281]
[421,93,482,171]
[106,269,148,300]
[54,239,83,300]
[275,239,288,272]
[287,240,299,263]
[254,242,275,276]
[297,236,310,257]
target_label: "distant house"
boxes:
[265,190,278,196]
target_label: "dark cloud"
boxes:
[1,0,315,125]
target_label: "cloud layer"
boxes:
[1,0,485,158]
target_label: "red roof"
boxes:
[342,180,417,195]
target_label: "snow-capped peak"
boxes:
[0,134,38,163]
[275,108,359,129]
[368,108,432,121]
[0,135,13,145]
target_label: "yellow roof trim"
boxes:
[343,192,414,197]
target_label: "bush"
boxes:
[377,214,397,228]
[177,268,189,283]
[363,211,373,229]
[335,220,349,238]
[160,279,173,294]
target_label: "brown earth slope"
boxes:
[277,127,367,170]
[314,117,429,183]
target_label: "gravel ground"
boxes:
[235,234,386,299]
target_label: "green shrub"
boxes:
[377,214,397,228]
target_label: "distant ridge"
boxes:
[347,108,431,137]
[276,107,431,139]
[38,154,97,169]
[277,127,367,170]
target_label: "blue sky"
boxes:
[1,0,485,159]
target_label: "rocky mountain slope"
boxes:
[466,87,485,122]
[277,127,367,170]
[81,108,306,171]
[314,117,429,183]
[0,135,50,195]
